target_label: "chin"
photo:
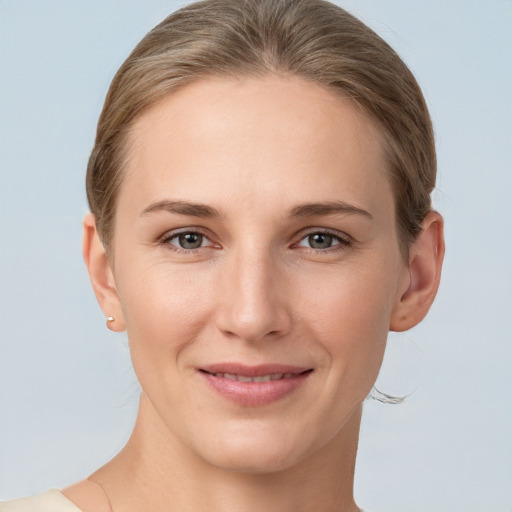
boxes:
[190,420,321,475]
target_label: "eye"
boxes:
[297,231,350,250]
[162,230,214,251]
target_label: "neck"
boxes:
[91,394,362,512]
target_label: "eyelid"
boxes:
[294,228,352,249]
[159,227,218,250]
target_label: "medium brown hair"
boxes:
[86,0,436,257]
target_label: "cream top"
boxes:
[0,490,81,512]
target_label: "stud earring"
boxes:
[106,316,115,323]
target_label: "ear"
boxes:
[390,211,445,332]
[82,213,126,332]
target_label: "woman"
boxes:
[0,0,444,510]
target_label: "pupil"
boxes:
[309,233,332,249]
[179,233,202,249]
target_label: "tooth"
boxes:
[253,375,271,382]
[211,372,298,382]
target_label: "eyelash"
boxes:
[295,230,351,253]
[159,228,216,254]
[158,228,352,254]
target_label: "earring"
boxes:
[106,316,115,323]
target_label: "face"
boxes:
[109,75,409,472]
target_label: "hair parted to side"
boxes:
[86,0,436,258]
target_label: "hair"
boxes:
[86,0,436,258]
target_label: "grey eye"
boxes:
[175,232,204,249]
[307,233,334,249]
[297,231,348,250]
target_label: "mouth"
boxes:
[201,371,306,383]
[198,364,313,406]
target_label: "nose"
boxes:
[214,247,293,343]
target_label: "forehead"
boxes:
[120,74,393,222]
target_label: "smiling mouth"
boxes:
[200,370,311,383]
[198,365,313,406]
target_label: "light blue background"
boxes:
[1,1,511,510]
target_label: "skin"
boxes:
[68,75,444,512]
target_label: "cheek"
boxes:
[297,263,394,387]
[115,261,216,372]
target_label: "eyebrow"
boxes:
[140,199,372,220]
[289,201,373,219]
[140,200,221,218]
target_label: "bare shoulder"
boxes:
[61,479,111,512]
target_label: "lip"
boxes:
[199,363,313,406]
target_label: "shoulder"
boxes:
[0,489,82,512]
